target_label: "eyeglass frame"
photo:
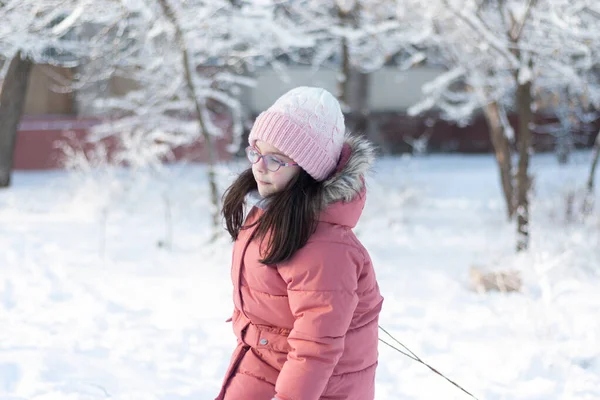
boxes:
[245,146,299,172]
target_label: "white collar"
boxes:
[246,190,269,210]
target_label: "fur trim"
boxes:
[322,133,376,206]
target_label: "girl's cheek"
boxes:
[271,171,284,184]
[273,169,296,188]
[271,175,283,190]
[271,168,296,190]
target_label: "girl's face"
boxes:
[251,140,300,197]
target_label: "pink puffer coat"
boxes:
[216,135,384,400]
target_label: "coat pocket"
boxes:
[253,325,292,354]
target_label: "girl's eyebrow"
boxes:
[255,145,287,159]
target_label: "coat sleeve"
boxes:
[274,242,361,400]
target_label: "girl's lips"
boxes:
[258,180,270,185]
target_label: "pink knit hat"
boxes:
[248,86,345,181]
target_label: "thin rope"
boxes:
[379,325,480,400]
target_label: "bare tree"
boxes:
[337,1,365,131]
[589,132,600,193]
[156,0,220,236]
[0,51,33,187]
[583,131,600,214]
[530,90,598,165]
[73,0,312,238]
[286,0,417,141]
[483,100,515,218]
[0,0,96,187]
[408,0,600,251]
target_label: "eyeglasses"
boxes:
[245,146,298,172]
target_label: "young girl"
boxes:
[216,87,384,400]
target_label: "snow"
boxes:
[518,66,533,85]
[408,96,437,117]
[335,0,357,14]
[499,103,515,142]
[50,4,85,36]
[1,152,600,399]
[421,67,466,96]
[409,0,600,132]
[399,52,426,71]
[507,2,528,23]
[443,2,519,69]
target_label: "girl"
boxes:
[216,87,384,400]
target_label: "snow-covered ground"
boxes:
[1,152,599,400]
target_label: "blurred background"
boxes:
[1,1,599,399]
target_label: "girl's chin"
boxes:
[258,185,276,197]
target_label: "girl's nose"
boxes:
[255,156,267,173]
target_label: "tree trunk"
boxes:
[515,79,533,252]
[336,1,352,109]
[587,130,599,193]
[344,69,369,135]
[582,130,600,215]
[0,51,33,188]
[337,4,361,121]
[336,3,374,142]
[157,0,221,239]
[337,31,351,112]
[483,101,515,220]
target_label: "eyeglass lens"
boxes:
[246,148,282,172]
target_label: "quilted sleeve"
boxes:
[274,242,362,400]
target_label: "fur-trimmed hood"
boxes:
[246,134,376,227]
[319,134,376,227]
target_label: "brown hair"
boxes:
[221,168,323,265]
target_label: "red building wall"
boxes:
[14,115,234,170]
[14,113,599,170]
